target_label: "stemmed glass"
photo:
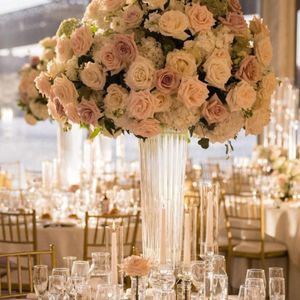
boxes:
[245,278,266,300]
[71,261,90,281]
[95,284,115,300]
[48,275,65,300]
[269,267,284,279]
[238,284,260,300]
[191,261,205,298]
[269,277,285,300]
[246,269,266,287]
[52,268,70,299]
[66,276,85,299]
[63,256,77,273]
[33,265,48,300]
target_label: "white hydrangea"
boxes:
[144,12,161,33]
[65,56,79,81]
[196,30,216,59]
[138,37,165,69]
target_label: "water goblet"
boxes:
[191,261,205,298]
[76,283,91,300]
[269,267,284,279]
[246,278,266,300]
[48,275,65,300]
[63,256,77,273]
[71,261,90,280]
[238,284,260,300]
[95,284,115,300]
[33,265,48,300]
[269,277,285,300]
[66,276,85,299]
[246,269,266,287]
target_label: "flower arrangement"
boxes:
[18,37,56,125]
[36,0,276,148]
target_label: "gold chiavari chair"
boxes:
[83,211,141,260]
[0,245,56,299]
[0,210,37,252]
[222,193,288,272]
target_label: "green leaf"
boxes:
[198,138,209,149]
[89,127,101,139]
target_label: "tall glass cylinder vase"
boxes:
[57,123,83,189]
[139,130,188,267]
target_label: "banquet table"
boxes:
[0,220,142,266]
[221,201,300,300]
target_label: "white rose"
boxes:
[47,59,65,78]
[255,36,273,68]
[166,50,197,76]
[143,0,167,10]
[56,35,73,62]
[159,10,190,41]
[245,108,270,135]
[96,0,126,12]
[210,48,232,68]
[25,113,37,125]
[29,101,49,120]
[203,56,231,90]
[65,56,79,81]
[125,56,156,91]
[41,49,55,62]
[39,37,56,49]
[79,62,106,90]
[226,80,257,112]
[83,2,110,31]
[206,111,244,143]
[196,30,216,58]
[259,72,277,98]
[104,84,128,116]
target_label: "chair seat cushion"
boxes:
[233,241,287,254]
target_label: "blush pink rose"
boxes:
[78,98,102,126]
[121,255,152,277]
[56,36,73,62]
[185,4,215,33]
[152,91,172,112]
[94,44,123,74]
[127,90,156,120]
[35,72,51,98]
[155,68,181,95]
[220,12,247,34]
[123,5,143,29]
[79,62,106,90]
[202,94,229,124]
[129,119,161,138]
[236,55,262,84]
[64,103,81,124]
[228,0,242,13]
[113,34,138,66]
[47,97,66,121]
[70,26,93,57]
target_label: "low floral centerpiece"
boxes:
[18,37,56,125]
[36,0,276,148]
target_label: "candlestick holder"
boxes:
[177,264,192,300]
[199,181,220,258]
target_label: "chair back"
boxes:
[83,211,140,260]
[0,245,56,299]
[0,210,37,251]
[222,193,265,254]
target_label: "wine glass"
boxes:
[48,275,65,300]
[66,276,85,299]
[63,256,77,273]
[71,261,90,280]
[269,277,285,300]
[269,267,284,279]
[246,278,266,300]
[33,265,48,300]
[76,283,92,300]
[95,284,115,300]
[246,269,266,287]
[191,261,205,298]
[52,268,70,298]
[238,284,260,300]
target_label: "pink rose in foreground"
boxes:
[121,255,152,277]
[220,12,247,34]
[127,90,156,120]
[35,72,51,98]
[152,91,172,112]
[129,118,161,138]
[47,97,66,121]
[185,4,215,33]
[202,94,229,125]
[236,55,262,84]
[178,76,209,108]
[78,98,102,126]
[79,62,106,91]
[71,26,93,57]
[123,5,143,29]
[56,36,73,62]
[228,0,242,13]
[51,75,78,107]
[113,34,138,65]
[94,44,123,74]
[156,68,180,95]
[65,103,80,124]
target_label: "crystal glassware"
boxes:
[66,276,85,299]
[71,261,90,281]
[191,261,205,298]
[76,283,92,300]
[269,267,284,279]
[48,275,65,300]
[246,278,266,300]
[63,256,77,273]
[95,284,115,300]
[246,269,266,287]
[238,284,261,300]
[269,277,285,300]
[33,265,48,300]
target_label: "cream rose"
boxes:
[97,0,126,12]
[236,55,262,84]
[259,72,277,99]
[185,4,215,33]
[125,56,155,91]
[126,90,156,120]
[35,72,51,98]
[155,68,180,95]
[51,74,79,107]
[255,36,273,67]
[29,101,49,120]
[104,84,128,115]
[39,37,57,49]
[80,62,106,91]
[203,57,231,90]
[143,0,167,10]
[166,50,197,76]
[178,76,209,109]
[121,256,152,277]
[70,26,93,57]
[152,91,172,112]
[129,118,161,138]
[159,10,190,41]
[56,36,73,62]
[226,80,257,112]
[25,113,37,125]
[202,94,229,124]
[196,31,216,58]
[47,59,65,78]
[249,16,270,36]
[123,5,143,29]
[41,49,55,62]
[245,108,270,135]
